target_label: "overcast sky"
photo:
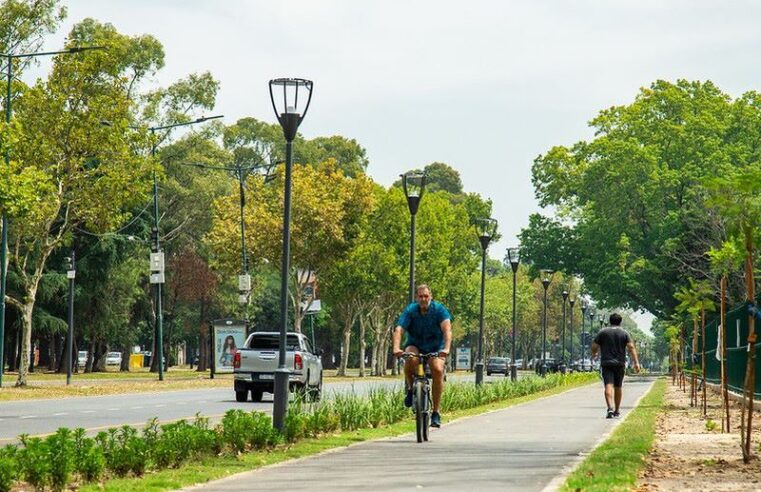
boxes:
[35,1,761,329]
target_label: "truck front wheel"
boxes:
[235,390,249,402]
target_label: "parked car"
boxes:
[486,356,510,376]
[234,331,323,402]
[106,351,123,366]
[77,350,88,366]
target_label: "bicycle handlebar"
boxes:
[400,351,441,360]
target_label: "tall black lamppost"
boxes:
[269,78,313,431]
[540,269,554,377]
[0,45,101,386]
[580,300,588,370]
[561,290,568,372]
[507,247,520,381]
[64,251,76,385]
[568,296,575,369]
[401,172,426,303]
[475,217,497,386]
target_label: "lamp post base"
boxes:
[475,361,484,386]
[510,364,518,382]
[272,368,291,431]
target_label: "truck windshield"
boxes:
[250,334,301,351]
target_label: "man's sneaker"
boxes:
[606,408,615,419]
[431,411,441,428]
[613,410,620,418]
[404,389,413,408]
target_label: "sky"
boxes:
[31,0,761,331]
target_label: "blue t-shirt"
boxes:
[397,301,451,352]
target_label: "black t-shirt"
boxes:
[593,327,631,367]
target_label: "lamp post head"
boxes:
[562,290,569,301]
[540,269,554,290]
[476,217,497,251]
[400,171,426,215]
[507,247,520,273]
[569,296,575,307]
[268,78,313,142]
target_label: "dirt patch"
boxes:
[637,379,761,491]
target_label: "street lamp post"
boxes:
[401,172,426,303]
[561,290,568,373]
[236,164,252,307]
[475,217,497,386]
[269,77,313,431]
[507,247,520,381]
[0,45,102,386]
[143,115,223,381]
[568,296,575,370]
[587,308,596,368]
[64,251,76,385]
[540,270,554,377]
[580,300,588,370]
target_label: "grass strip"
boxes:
[560,377,667,492]
[79,373,598,492]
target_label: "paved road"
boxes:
[0,372,513,442]
[183,378,656,492]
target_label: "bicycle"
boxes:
[401,352,440,443]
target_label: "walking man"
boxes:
[591,313,640,418]
[393,284,452,427]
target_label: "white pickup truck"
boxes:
[233,331,323,402]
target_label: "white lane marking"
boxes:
[53,412,68,416]
[154,404,166,408]
[20,415,36,419]
[81,410,95,414]
[131,406,144,409]
[107,408,120,411]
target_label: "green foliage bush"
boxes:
[73,428,104,483]
[96,426,149,477]
[0,446,18,492]
[46,428,75,491]
[17,435,51,490]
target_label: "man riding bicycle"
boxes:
[393,284,452,428]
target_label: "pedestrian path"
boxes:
[183,378,656,492]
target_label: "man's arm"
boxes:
[591,342,600,360]
[627,341,641,372]
[392,326,405,357]
[439,319,452,357]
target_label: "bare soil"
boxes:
[637,379,761,491]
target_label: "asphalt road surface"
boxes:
[182,378,656,492]
[0,372,512,443]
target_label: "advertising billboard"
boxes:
[212,319,247,374]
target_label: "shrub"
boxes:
[73,428,104,483]
[0,445,18,492]
[17,434,50,490]
[96,426,149,477]
[46,428,75,491]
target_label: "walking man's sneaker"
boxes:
[606,408,615,419]
[404,389,413,408]
[431,411,441,427]
[613,410,620,418]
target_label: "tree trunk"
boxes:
[338,317,352,377]
[15,301,35,386]
[358,316,367,378]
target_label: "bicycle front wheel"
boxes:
[414,380,426,443]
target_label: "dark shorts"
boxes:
[601,364,625,387]
[405,339,444,355]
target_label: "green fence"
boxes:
[694,300,761,398]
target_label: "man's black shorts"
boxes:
[601,364,625,387]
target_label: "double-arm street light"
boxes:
[561,289,569,373]
[540,269,554,377]
[507,247,520,381]
[269,78,313,431]
[401,172,426,303]
[475,217,497,386]
[142,115,223,381]
[0,45,102,386]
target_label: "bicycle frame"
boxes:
[403,352,439,442]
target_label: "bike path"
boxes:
[183,377,655,491]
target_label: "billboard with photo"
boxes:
[212,319,247,374]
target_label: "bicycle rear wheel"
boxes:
[414,380,425,443]
[422,384,430,441]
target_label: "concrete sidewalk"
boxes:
[183,378,656,492]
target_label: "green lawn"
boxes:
[560,378,667,492]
